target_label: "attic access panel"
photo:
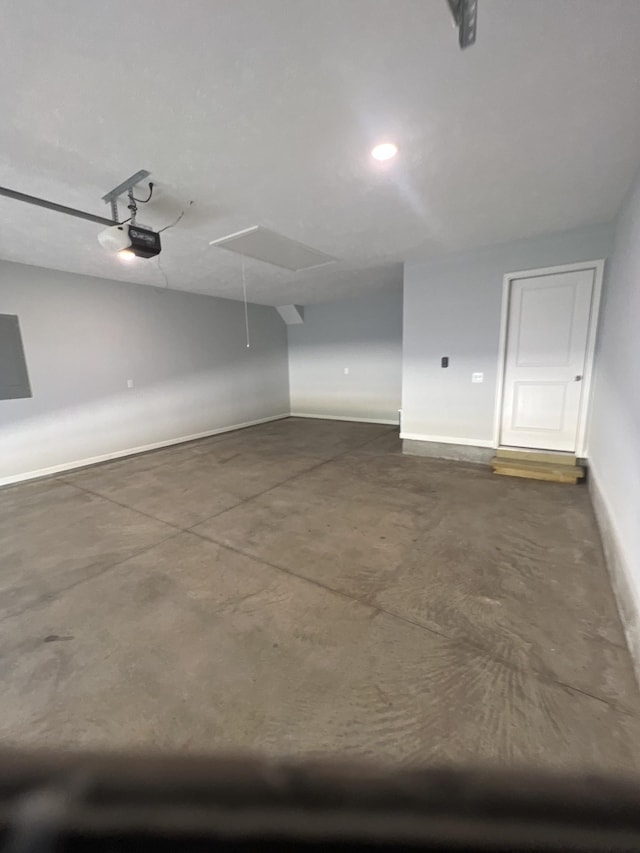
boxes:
[209,226,337,272]
[0,314,32,400]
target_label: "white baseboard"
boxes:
[290,412,399,426]
[399,432,494,448]
[0,413,290,487]
[589,463,640,682]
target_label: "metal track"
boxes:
[0,185,116,226]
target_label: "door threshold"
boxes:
[496,447,577,467]
[497,446,576,456]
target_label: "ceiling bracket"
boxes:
[127,188,137,226]
[447,0,478,49]
[101,169,151,224]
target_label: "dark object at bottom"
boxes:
[1,750,640,851]
[128,225,161,258]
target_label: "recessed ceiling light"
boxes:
[371,142,398,161]
[118,249,136,262]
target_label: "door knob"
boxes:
[575,374,583,381]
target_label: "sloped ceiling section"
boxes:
[1,0,640,305]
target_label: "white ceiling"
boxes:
[2,0,640,306]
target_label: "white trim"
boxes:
[492,272,512,448]
[399,432,494,448]
[589,463,640,679]
[576,260,605,456]
[493,259,605,457]
[500,259,606,281]
[0,413,290,487]
[290,412,399,425]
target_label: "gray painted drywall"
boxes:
[287,286,402,422]
[588,171,640,663]
[401,223,614,443]
[0,260,289,481]
[402,439,493,465]
[0,314,31,400]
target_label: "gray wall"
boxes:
[401,223,614,443]
[588,172,640,659]
[288,286,402,423]
[0,261,289,482]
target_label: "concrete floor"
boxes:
[1,418,639,771]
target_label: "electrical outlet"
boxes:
[127,379,134,389]
[472,372,484,383]
[344,367,349,375]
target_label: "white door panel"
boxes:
[511,382,567,431]
[501,269,594,452]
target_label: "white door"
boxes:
[500,268,595,452]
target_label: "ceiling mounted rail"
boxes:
[447,0,478,49]
[0,185,116,227]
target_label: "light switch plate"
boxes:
[127,379,134,389]
[472,372,484,383]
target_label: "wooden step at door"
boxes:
[491,456,586,484]
[496,448,577,466]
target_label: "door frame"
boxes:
[492,259,605,457]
